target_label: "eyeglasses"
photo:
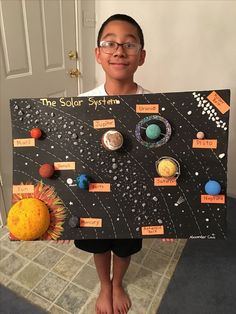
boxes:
[99,41,142,55]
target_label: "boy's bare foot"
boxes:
[96,283,113,314]
[112,284,131,314]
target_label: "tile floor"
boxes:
[0,226,186,314]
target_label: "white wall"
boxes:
[95,0,236,197]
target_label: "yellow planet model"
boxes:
[7,198,50,240]
[156,158,178,178]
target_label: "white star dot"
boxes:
[67,178,73,185]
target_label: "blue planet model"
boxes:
[146,124,161,140]
[204,180,221,195]
[76,174,91,190]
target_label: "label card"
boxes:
[80,218,102,227]
[192,139,217,149]
[13,185,34,194]
[142,225,164,235]
[201,194,225,204]
[207,91,230,114]
[89,183,111,192]
[54,162,75,170]
[93,119,115,129]
[136,104,159,113]
[13,138,35,147]
[154,177,177,186]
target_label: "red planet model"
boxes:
[39,164,54,178]
[30,127,42,139]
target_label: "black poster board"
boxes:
[10,89,230,240]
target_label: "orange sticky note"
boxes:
[13,138,35,147]
[93,119,115,129]
[192,139,217,149]
[89,183,111,192]
[54,162,75,170]
[201,194,225,204]
[154,177,177,186]
[80,218,102,227]
[141,225,164,235]
[207,91,230,114]
[136,104,159,113]
[13,185,34,194]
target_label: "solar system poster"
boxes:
[9,89,230,240]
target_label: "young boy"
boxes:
[75,14,149,314]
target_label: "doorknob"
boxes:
[69,69,81,78]
[68,50,78,59]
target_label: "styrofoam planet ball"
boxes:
[39,163,54,178]
[30,127,42,139]
[146,124,161,140]
[76,174,91,190]
[204,180,221,195]
[102,130,123,151]
[157,158,178,177]
[7,198,50,240]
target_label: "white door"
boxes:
[0,0,94,224]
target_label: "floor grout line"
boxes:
[45,257,99,313]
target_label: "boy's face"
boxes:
[95,20,146,82]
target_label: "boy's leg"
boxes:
[112,254,132,314]
[94,251,113,314]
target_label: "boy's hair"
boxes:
[97,14,144,49]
